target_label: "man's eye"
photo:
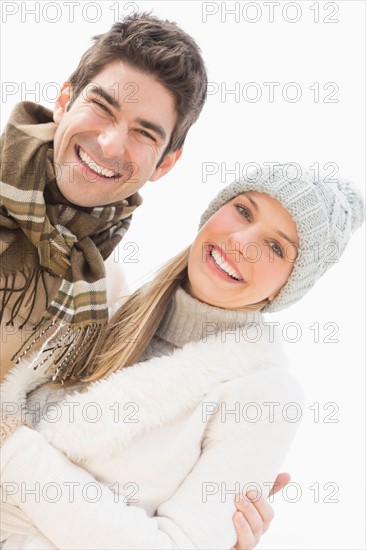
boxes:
[92,100,111,114]
[137,129,156,142]
[236,204,252,222]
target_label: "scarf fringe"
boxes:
[1,102,141,384]
[12,319,107,383]
[0,269,43,329]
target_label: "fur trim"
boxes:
[1,354,51,415]
[1,325,287,462]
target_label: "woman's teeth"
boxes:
[210,248,242,280]
[78,147,118,178]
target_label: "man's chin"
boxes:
[56,186,128,208]
[55,175,138,207]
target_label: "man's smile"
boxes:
[76,146,121,179]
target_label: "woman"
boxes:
[1,164,364,549]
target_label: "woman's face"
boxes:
[186,191,299,309]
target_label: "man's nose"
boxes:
[97,123,128,160]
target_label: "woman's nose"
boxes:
[228,227,263,263]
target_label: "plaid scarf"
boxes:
[0,102,142,381]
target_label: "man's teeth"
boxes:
[78,147,118,178]
[211,248,241,280]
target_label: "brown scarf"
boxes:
[0,102,142,381]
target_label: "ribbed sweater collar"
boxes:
[156,286,261,349]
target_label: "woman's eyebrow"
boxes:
[276,230,298,246]
[244,192,259,211]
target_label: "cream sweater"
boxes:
[0,287,304,549]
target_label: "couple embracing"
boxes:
[0,12,363,550]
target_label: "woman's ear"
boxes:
[53,82,72,124]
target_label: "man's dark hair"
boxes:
[68,12,207,159]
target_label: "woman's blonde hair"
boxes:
[52,245,269,388]
[84,246,190,383]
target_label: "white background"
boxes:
[1,1,365,548]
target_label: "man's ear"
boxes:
[149,148,183,182]
[53,82,72,124]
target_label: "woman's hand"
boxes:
[231,472,291,550]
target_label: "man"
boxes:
[0,12,207,382]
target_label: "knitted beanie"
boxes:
[199,164,365,312]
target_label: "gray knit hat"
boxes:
[199,164,365,312]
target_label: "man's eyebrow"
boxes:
[136,118,167,142]
[88,86,120,111]
[244,193,297,245]
[87,87,167,142]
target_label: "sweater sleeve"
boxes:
[1,370,303,550]
[1,426,187,550]
[157,369,304,549]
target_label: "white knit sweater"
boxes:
[0,287,304,549]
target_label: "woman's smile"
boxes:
[206,244,245,284]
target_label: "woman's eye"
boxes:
[236,204,252,222]
[270,241,284,258]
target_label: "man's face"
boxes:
[53,60,181,206]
